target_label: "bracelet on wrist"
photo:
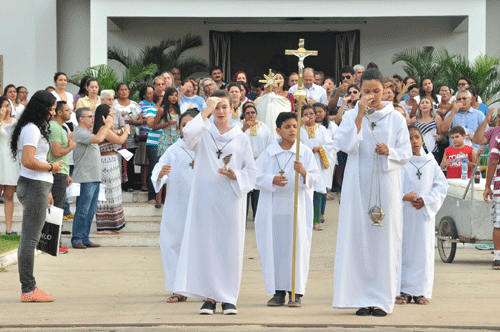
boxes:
[48,164,53,172]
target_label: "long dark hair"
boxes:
[160,87,180,122]
[77,76,92,97]
[419,77,438,103]
[93,104,111,134]
[312,103,329,128]
[11,90,56,158]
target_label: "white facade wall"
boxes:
[107,16,469,80]
[0,0,57,95]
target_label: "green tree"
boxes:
[108,33,207,79]
[69,63,157,102]
[392,47,500,105]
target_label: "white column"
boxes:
[89,1,108,66]
[467,2,487,61]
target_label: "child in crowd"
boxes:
[172,90,257,315]
[254,112,320,307]
[440,126,477,179]
[398,125,448,305]
[151,109,199,303]
[300,104,334,231]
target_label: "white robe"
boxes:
[324,121,338,188]
[173,114,257,304]
[151,139,195,291]
[332,101,412,313]
[254,139,320,295]
[400,153,448,298]
[255,93,292,139]
[300,124,335,192]
[235,121,273,159]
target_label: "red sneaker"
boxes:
[21,287,55,302]
[59,245,68,254]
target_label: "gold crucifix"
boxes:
[285,39,318,90]
[259,69,283,90]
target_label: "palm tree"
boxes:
[108,33,208,79]
[69,63,157,102]
[438,54,500,105]
[391,46,449,87]
[392,47,500,105]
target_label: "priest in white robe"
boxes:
[254,112,320,305]
[173,91,257,315]
[255,92,292,138]
[332,69,412,316]
[400,127,448,303]
[151,110,198,302]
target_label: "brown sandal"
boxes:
[396,292,411,304]
[167,294,187,303]
[413,295,429,305]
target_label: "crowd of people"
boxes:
[1,61,499,317]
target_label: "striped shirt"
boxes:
[146,107,162,146]
[489,135,500,197]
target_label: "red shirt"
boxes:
[445,145,473,179]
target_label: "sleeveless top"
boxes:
[415,118,438,153]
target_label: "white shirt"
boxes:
[289,83,328,105]
[18,123,53,183]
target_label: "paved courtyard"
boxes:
[1,198,499,331]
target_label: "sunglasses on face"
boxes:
[342,75,351,80]
[457,83,467,87]
[456,97,468,101]
[347,90,358,95]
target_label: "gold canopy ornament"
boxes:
[259,69,283,90]
[285,38,318,306]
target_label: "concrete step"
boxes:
[5,216,161,234]
[0,201,164,218]
[60,232,161,247]
[4,190,151,205]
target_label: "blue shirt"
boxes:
[445,107,487,151]
[477,103,489,116]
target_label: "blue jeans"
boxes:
[71,182,100,245]
[146,145,159,201]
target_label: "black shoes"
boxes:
[267,294,286,306]
[199,301,237,315]
[221,303,238,315]
[85,241,101,248]
[356,307,387,317]
[199,300,216,315]
[493,260,500,270]
[288,294,302,307]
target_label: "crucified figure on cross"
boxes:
[285,39,318,88]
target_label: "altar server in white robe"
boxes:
[300,104,335,231]
[173,90,257,316]
[314,102,339,219]
[332,68,412,317]
[397,125,448,305]
[255,112,320,307]
[151,109,199,303]
[236,103,273,219]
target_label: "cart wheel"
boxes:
[437,217,458,263]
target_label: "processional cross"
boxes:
[285,39,318,86]
[284,39,317,306]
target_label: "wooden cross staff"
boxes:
[285,39,317,305]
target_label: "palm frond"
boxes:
[108,46,136,68]
[175,57,208,78]
[70,65,120,91]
